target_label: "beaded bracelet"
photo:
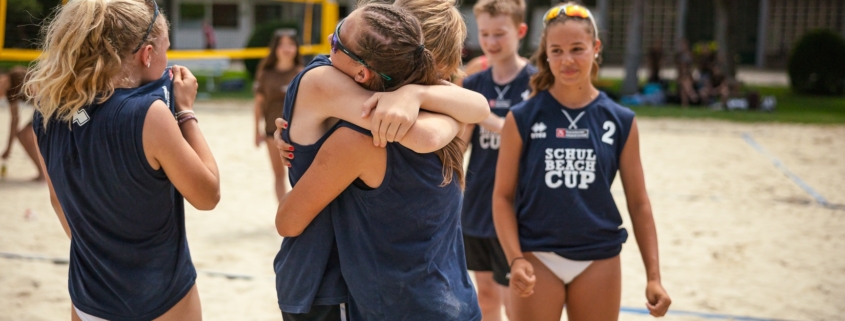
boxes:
[177,114,198,125]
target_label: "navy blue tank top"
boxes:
[461,64,536,238]
[509,91,634,261]
[330,122,481,321]
[274,55,347,313]
[32,71,196,321]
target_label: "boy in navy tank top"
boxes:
[458,1,533,319]
[271,4,489,321]
[274,5,482,320]
[492,3,672,321]
[25,1,219,320]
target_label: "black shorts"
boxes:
[463,234,509,286]
[282,304,347,321]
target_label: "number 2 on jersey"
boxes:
[602,121,615,145]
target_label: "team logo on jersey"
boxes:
[489,85,512,109]
[558,110,589,139]
[162,86,170,108]
[544,148,597,189]
[73,109,90,126]
[556,128,589,138]
[530,122,547,139]
[521,89,530,101]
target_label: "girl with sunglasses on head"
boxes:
[274,3,482,320]
[492,3,671,321]
[269,1,487,320]
[24,0,218,320]
[253,29,303,202]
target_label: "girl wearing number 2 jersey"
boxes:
[492,3,671,321]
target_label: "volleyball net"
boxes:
[0,0,338,62]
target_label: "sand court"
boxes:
[1,100,843,321]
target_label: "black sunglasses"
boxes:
[132,0,160,54]
[331,19,392,82]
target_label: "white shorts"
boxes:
[532,252,593,284]
[74,306,109,321]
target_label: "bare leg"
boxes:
[265,137,288,202]
[71,305,82,321]
[474,271,503,321]
[565,255,621,321]
[154,284,202,321]
[508,253,565,321]
[17,122,45,181]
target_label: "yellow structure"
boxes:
[0,0,338,61]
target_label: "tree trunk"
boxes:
[621,0,644,95]
[714,0,738,78]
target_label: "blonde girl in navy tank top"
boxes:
[24,0,219,320]
[492,3,672,321]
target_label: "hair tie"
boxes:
[416,44,425,55]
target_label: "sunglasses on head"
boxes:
[542,4,600,41]
[543,4,593,26]
[132,0,159,54]
[330,19,392,82]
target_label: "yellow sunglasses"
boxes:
[543,4,593,26]
[542,4,599,40]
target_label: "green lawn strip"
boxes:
[628,86,845,124]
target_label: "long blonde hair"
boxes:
[394,0,467,80]
[24,0,167,127]
[529,2,601,97]
[392,0,468,188]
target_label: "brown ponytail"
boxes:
[354,3,465,188]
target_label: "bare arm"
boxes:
[399,111,462,154]
[254,93,266,147]
[276,127,379,236]
[300,67,488,150]
[492,112,535,297]
[618,119,671,316]
[144,66,220,210]
[33,134,71,238]
[477,114,505,134]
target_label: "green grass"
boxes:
[597,79,845,125]
[196,70,256,100]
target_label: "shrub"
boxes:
[788,29,845,96]
[244,21,299,80]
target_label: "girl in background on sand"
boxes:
[275,4,481,320]
[24,0,219,319]
[492,3,671,321]
[254,29,302,202]
[1,66,44,181]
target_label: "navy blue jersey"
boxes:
[32,71,196,321]
[461,64,536,238]
[510,91,634,261]
[274,55,347,313]
[330,122,481,321]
